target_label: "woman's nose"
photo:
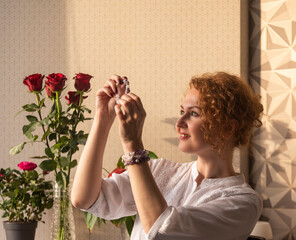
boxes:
[176,115,187,129]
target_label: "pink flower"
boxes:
[17,161,37,171]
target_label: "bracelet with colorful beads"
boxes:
[121,149,150,166]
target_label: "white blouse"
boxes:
[86,158,262,240]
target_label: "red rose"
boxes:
[65,91,87,105]
[17,161,37,171]
[108,167,126,178]
[45,85,55,98]
[74,73,93,92]
[23,74,44,92]
[45,73,67,92]
[43,171,50,175]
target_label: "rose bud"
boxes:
[65,91,87,105]
[45,73,67,92]
[17,161,37,171]
[23,73,44,92]
[74,73,93,92]
[108,167,126,178]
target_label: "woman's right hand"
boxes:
[95,75,127,119]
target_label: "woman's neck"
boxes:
[196,148,236,179]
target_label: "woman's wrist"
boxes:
[94,112,115,126]
[122,140,144,154]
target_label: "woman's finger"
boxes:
[118,96,135,116]
[114,104,125,121]
[110,75,123,85]
[104,79,117,94]
[100,86,114,98]
[120,94,137,108]
[128,93,144,111]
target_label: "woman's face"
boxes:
[176,88,211,155]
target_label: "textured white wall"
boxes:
[0,1,247,239]
[249,0,296,239]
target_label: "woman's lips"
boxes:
[179,133,190,140]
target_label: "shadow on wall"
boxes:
[249,118,296,212]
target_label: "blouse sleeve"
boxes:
[146,193,262,240]
[85,170,137,220]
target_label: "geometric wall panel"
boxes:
[249,0,296,239]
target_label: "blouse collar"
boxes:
[191,160,245,187]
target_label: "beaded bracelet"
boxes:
[115,76,130,104]
[121,149,150,166]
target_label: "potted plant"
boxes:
[9,73,93,240]
[0,161,53,240]
[83,151,158,239]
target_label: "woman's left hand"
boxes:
[114,93,146,152]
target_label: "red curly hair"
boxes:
[189,72,263,153]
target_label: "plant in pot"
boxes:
[0,161,53,240]
[9,73,93,240]
[83,151,158,239]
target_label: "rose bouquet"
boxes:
[84,151,158,237]
[9,73,93,240]
[0,161,53,222]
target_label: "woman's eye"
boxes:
[191,111,199,117]
[180,110,185,115]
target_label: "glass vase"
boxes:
[51,182,76,240]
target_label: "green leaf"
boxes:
[70,160,77,169]
[81,106,91,114]
[77,134,88,145]
[45,148,54,158]
[38,117,51,126]
[45,198,53,209]
[24,132,38,142]
[61,146,70,153]
[22,103,39,112]
[27,170,38,180]
[9,142,26,155]
[2,212,8,218]
[8,212,15,221]
[97,218,106,227]
[49,133,56,141]
[59,157,69,168]
[116,157,125,169]
[39,160,57,171]
[83,212,97,232]
[49,103,57,117]
[23,122,37,135]
[125,216,135,236]
[149,151,158,159]
[26,115,38,123]
[39,98,46,107]
[41,128,50,141]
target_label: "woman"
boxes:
[71,72,264,240]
